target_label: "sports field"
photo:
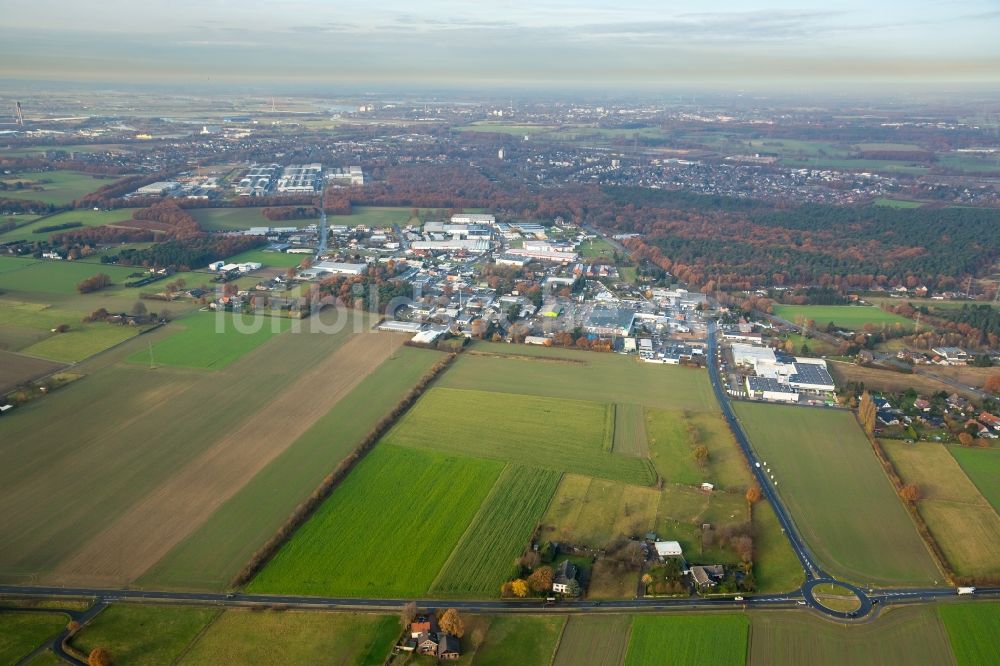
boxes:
[949,446,1000,513]
[733,403,941,586]
[0,170,120,205]
[141,345,443,590]
[430,466,561,596]
[749,606,955,666]
[884,441,1000,577]
[189,207,268,231]
[248,445,502,597]
[772,304,912,330]
[625,615,748,666]
[223,248,305,268]
[938,602,1000,666]
[386,387,654,484]
[541,474,659,549]
[442,342,718,412]
[0,611,68,665]
[0,209,138,242]
[127,312,291,370]
[553,615,632,666]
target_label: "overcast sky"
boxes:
[3,1,999,90]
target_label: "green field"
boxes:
[646,409,707,486]
[752,500,805,593]
[180,610,398,665]
[749,606,955,665]
[472,615,566,666]
[625,615,748,666]
[189,207,268,231]
[553,614,632,666]
[885,441,1000,578]
[0,256,138,296]
[430,466,560,596]
[0,611,68,664]
[0,170,121,205]
[613,403,649,456]
[541,474,659,549]
[385,387,654,484]
[69,604,218,665]
[949,446,1000,514]
[579,237,618,258]
[141,346,442,590]
[126,312,290,370]
[442,342,718,412]
[939,602,1000,666]
[458,122,557,135]
[68,605,397,666]
[855,142,924,152]
[772,304,912,330]
[873,197,925,209]
[733,403,941,586]
[248,445,501,597]
[223,248,306,268]
[937,153,1000,174]
[0,311,362,583]
[654,485,748,565]
[0,209,138,242]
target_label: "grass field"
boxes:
[0,209,138,242]
[749,606,955,665]
[141,346,442,590]
[541,474,660,549]
[443,342,718,412]
[655,485,748,564]
[223,248,305,268]
[873,198,925,208]
[752,500,805,593]
[938,602,1000,665]
[472,615,566,666]
[458,122,557,135]
[579,237,618,258]
[21,324,140,363]
[613,403,649,457]
[646,409,707,486]
[0,170,120,205]
[0,310,368,584]
[949,447,1000,513]
[884,441,1000,577]
[772,304,912,330]
[189,207,268,231]
[553,614,632,666]
[69,604,219,665]
[180,610,398,665]
[430,466,561,596]
[385,387,654,484]
[733,403,942,586]
[0,256,137,296]
[625,615,748,666]
[248,445,502,597]
[0,611,68,665]
[126,312,290,370]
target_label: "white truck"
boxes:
[957,587,976,595]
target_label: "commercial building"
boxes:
[327,165,364,186]
[134,181,180,196]
[746,376,799,402]
[277,164,322,194]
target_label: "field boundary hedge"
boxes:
[603,403,616,452]
[231,352,457,588]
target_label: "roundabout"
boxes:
[802,578,873,619]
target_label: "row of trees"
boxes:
[76,273,112,294]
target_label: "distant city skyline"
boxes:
[3,1,999,89]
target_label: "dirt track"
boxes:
[47,331,405,586]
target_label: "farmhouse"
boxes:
[410,614,437,639]
[416,633,439,656]
[690,564,726,589]
[437,634,461,660]
[552,560,579,594]
[931,347,969,365]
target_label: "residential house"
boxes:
[552,560,578,595]
[410,614,437,639]
[690,565,726,589]
[416,633,439,656]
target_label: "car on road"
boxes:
[797,601,807,605]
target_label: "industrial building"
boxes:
[745,376,799,402]
[327,165,364,186]
[276,164,322,194]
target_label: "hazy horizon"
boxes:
[3,1,1000,91]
